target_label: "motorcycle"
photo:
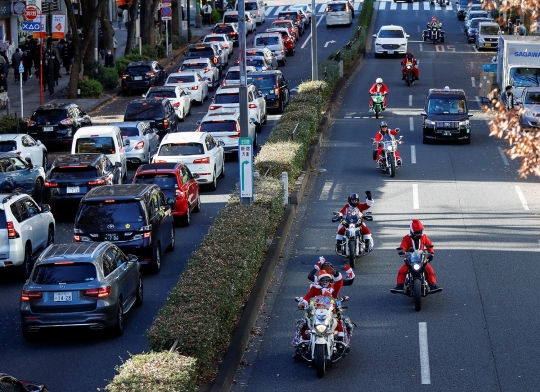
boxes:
[370,92,386,119]
[403,60,416,87]
[332,207,373,268]
[372,133,403,178]
[422,26,445,44]
[391,248,440,311]
[292,295,354,378]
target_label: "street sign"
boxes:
[19,64,24,73]
[161,0,171,6]
[161,6,172,20]
[239,138,253,199]
[22,21,40,31]
[23,4,39,21]
[12,1,26,15]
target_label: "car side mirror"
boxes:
[373,34,377,38]
[142,94,146,98]
[166,197,176,207]
[124,139,130,146]
[115,162,122,168]
[81,111,87,116]
[217,140,225,147]
[420,111,427,117]
[468,113,473,118]
[196,120,201,125]
[41,204,51,213]
[127,254,138,263]
[25,157,32,165]
[406,34,410,38]
[152,128,159,133]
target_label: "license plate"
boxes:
[43,126,53,132]
[134,76,142,80]
[443,131,451,136]
[54,292,72,302]
[105,233,119,241]
[485,43,491,47]
[67,186,80,193]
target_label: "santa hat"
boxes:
[317,270,332,281]
[410,219,424,233]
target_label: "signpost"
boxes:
[19,64,24,118]
[161,5,172,56]
[239,138,253,201]
[23,4,39,20]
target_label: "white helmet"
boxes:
[376,78,383,84]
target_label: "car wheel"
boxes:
[23,243,33,278]
[42,152,48,170]
[193,195,201,213]
[253,132,258,149]
[46,226,54,247]
[278,100,285,113]
[209,169,218,191]
[134,276,143,307]
[151,243,161,273]
[111,301,124,337]
[422,131,429,144]
[32,178,43,204]
[219,159,225,178]
[181,206,191,226]
[168,226,176,250]
[463,135,471,145]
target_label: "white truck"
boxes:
[497,35,540,99]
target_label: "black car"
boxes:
[456,0,482,20]
[186,43,224,71]
[124,98,180,137]
[248,70,290,113]
[212,23,240,46]
[27,103,92,146]
[44,153,122,204]
[74,184,175,273]
[0,373,50,392]
[121,61,168,95]
[421,88,472,144]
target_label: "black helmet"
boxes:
[380,121,388,133]
[348,193,360,207]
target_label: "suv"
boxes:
[253,32,287,65]
[44,153,122,204]
[0,192,55,277]
[212,23,240,46]
[248,70,290,113]
[74,184,175,273]
[186,43,224,72]
[197,110,258,151]
[124,98,180,137]
[27,103,92,146]
[0,152,46,203]
[421,88,472,144]
[121,61,168,95]
[457,0,481,20]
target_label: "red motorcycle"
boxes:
[403,60,415,87]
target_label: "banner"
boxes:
[52,14,65,39]
[32,15,46,39]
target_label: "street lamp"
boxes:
[44,0,54,95]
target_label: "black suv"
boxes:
[248,70,290,113]
[212,23,240,46]
[121,61,168,95]
[124,98,180,137]
[186,43,224,71]
[74,184,175,273]
[421,88,472,144]
[27,103,92,146]
[44,153,122,204]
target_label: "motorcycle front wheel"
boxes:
[375,105,380,119]
[389,158,396,178]
[315,344,327,378]
[407,73,412,86]
[414,279,422,311]
[348,241,356,268]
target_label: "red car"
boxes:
[133,163,201,226]
[266,28,296,56]
[271,20,299,41]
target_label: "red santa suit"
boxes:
[395,232,436,285]
[401,57,419,79]
[374,128,402,162]
[336,201,373,248]
[369,82,389,107]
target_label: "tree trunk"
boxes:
[141,0,160,46]
[124,0,140,56]
[100,6,114,53]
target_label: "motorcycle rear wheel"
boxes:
[414,279,422,311]
[389,158,396,178]
[348,241,355,269]
[315,344,327,378]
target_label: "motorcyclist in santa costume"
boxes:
[335,192,374,254]
[373,121,402,165]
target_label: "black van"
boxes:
[247,70,290,113]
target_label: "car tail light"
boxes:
[175,189,185,199]
[143,232,151,238]
[172,102,181,107]
[134,141,145,150]
[44,181,58,187]
[122,74,128,79]
[164,119,169,129]
[146,72,156,77]
[84,286,111,298]
[230,123,241,138]
[248,103,257,108]
[60,118,72,125]
[257,10,260,16]
[222,81,227,86]
[74,235,80,241]
[154,159,167,163]
[21,291,42,301]
[213,58,218,64]
[193,157,210,164]
[88,179,106,185]
[7,222,19,239]
[275,87,280,95]
[281,50,285,55]
[191,86,199,90]
[209,105,222,110]
[27,120,36,126]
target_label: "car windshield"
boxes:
[188,48,214,57]
[272,21,292,28]
[31,109,67,122]
[77,201,146,225]
[248,76,275,90]
[244,2,258,10]
[468,12,489,20]
[524,92,540,104]
[182,63,207,71]
[327,3,346,11]
[205,36,225,42]
[32,263,97,285]
[134,174,177,189]
[510,67,540,88]
[378,29,404,38]
[480,25,500,34]
[427,98,467,115]
[213,26,233,34]
[125,103,163,119]
[246,58,265,66]
[200,120,237,133]
[75,137,116,154]
[226,71,241,80]
[0,141,17,152]
[470,19,490,28]
[224,14,240,22]
[127,66,152,73]
[167,75,195,84]
[215,93,239,104]
[118,127,141,137]
[255,36,280,45]
[159,142,204,156]
[146,90,177,99]
[49,166,99,180]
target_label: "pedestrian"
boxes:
[52,54,60,85]
[98,32,104,60]
[41,56,49,92]
[203,1,213,26]
[104,50,115,68]
[61,40,72,74]
[1,51,8,78]
[123,8,129,29]
[0,73,7,110]
[0,54,6,82]
[500,85,516,110]
[57,38,65,58]
[113,36,118,57]
[117,8,123,29]
[518,21,527,36]
[12,48,22,82]
[21,51,31,85]
[33,44,41,78]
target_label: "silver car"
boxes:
[109,121,160,165]
[20,242,143,340]
[518,87,540,131]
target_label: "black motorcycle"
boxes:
[332,208,373,268]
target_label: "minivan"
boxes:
[476,21,501,50]
[247,70,290,113]
[325,1,353,27]
[235,0,266,25]
[71,126,128,181]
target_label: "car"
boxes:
[212,23,240,46]
[253,32,287,65]
[27,103,93,147]
[0,373,50,391]
[0,133,48,169]
[325,1,353,27]
[271,19,299,41]
[133,163,200,226]
[197,110,258,151]
[223,10,257,34]
[464,10,492,33]
[185,43,224,72]
[476,21,501,50]
[462,3,484,21]
[109,121,160,164]
[222,65,258,87]
[466,17,493,43]
[246,55,274,71]
[517,87,540,132]
[74,184,175,272]
[124,98,180,136]
[207,41,229,69]
[153,132,225,191]
[20,242,143,339]
[266,28,296,56]
[44,153,122,205]
[247,70,290,113]
[210,84,267,132]
[456,0,481,20]
[235,0,266,25]
[0,152,46,203]
[0,192,54,277]
[372,25,409,57]
[289,4,311,28]
[179,58,220,90]
[276,10,304,36]
[420,87,472,144]
[246,47,279,69]
[121,60,168,95]
[202,33,234,56]
[144,85,192,121]
[165,71,209,105]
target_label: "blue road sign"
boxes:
[22,22,40,31]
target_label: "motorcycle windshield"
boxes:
[345,207,360,224]
[309,295,334,309]
[383,133,395,143]
[409,250,424,265]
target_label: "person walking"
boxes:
[21,50,31,85]
[104,50,115,68]
[203,1,212,26]
[117,8,123,29]
[0,73,8,110]
[52,54,60,85]
[12,48,22,82]
[1,51,9,78]
[500,85,516,110]
[61,40,72,74]
[122,8,129,29]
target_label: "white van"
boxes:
[325,1,352,27]
[71,126,128,181]
[476,21,501,50]
[235,0,266,25]
[253,32,286,65]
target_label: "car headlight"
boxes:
[386,146,393,151]
[458,120,470,127]
[425,119,436,126]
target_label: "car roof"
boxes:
[250,70,282,77]
[35,103,76,110]
[39,242,111,263]
[427,88,467,97]
[202,111,240,121]
[162,131,207,143]
[83,184,157,200]
[227,66,258,72]
[169,71,199,77]
[380,25,404,30]
[136,163,182,173]
[0,192,25,205]
[127,61,155,66]
[127,98,166,105]
[0,134,21,141]
[109,121,148,127]
[73,125,121,137]
[0,152,22,159]
[52,153,104,167]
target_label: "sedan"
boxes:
[289,4,313,25]
[373,25,409,57]
[144,85,192,121]
[109,121,160,164]
[246,47,279,70]
[0,373,50,392]
[179,58,220,90]
[466,17,492,42]
[121,60,168,95]
[202,33,234,56]
[165,72,209,105]
[0,133,48,169]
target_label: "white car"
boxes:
[210,84,267,132]
[207,41,229,71]
[223,10,257,34]
[165,72,209,105]
[253,32,287,66]
[325,1,353,27]
[246,47,279,70]
[203,33,234,56]
[0,192,55,277]
[109,121,160,164]
[153,132,225,191]
[179,58,220,90]
[0,134,48,169]
[144,85,192,121]
[373,25,409,57]
[222,65,257,87]
[197,110,258,153]
[289,4,312,28]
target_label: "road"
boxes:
[232,3,540,392]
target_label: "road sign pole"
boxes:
[19,64,24,118]
[239,137,253,205]
[166,20,169,57]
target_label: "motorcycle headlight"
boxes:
[413,264,421,271]
[386,146,393,151]
[315,324,327,333]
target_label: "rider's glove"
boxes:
[314,256,326,270]
[345,265,355,280]
[427,253,434,262]
[395,127,400,133]
[398,250,406,256]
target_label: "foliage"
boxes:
[211,9,221,23]
[115,53,151,77]
[83,60,102,79]
[0,115,28,134]
[102,67,120,89]
[105,352,198,392]
[78,77,104,97]
[156,44,166,59]
[141,45,157,59]
[171,34,185,50]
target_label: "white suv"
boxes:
[253,32,287,66]
[0,192,55,277]
[197,111,258,152]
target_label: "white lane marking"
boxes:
[201,194,230,203]
[413,2,419,10]
[320,181,333,200]
[471,61,474,69]
[379,2,387,10]
[275,6,284,14]
[265,7,272,16]
[419,322,431,385]
[475,95,481,108]
[411,145,416,164]
[402,3,408,10]
[301,15,325,49]
[515,185,530,211]
[498,147,509,166]
[471,77,476,87]
[423,2,430,10]
[390,2,397,10]
[417,24,420,33]
[409,116,414,131]
[409,95,413,107]
[413,184,419,209]
[419,42,423,52]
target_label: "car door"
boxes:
[24,135,44,168]
[279,73,290,105]
[181,165,198,208]
[144,123,160,156]
[13,199,34,253]
[22,196,46,251]
[206,135,223,175]
[110,245,137,304]
[69,106,82,130]
[155,63,166,85]
[179,89,191,115]
[7,155,34,193]
[114,129,127,176]
[157,190,173,247]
